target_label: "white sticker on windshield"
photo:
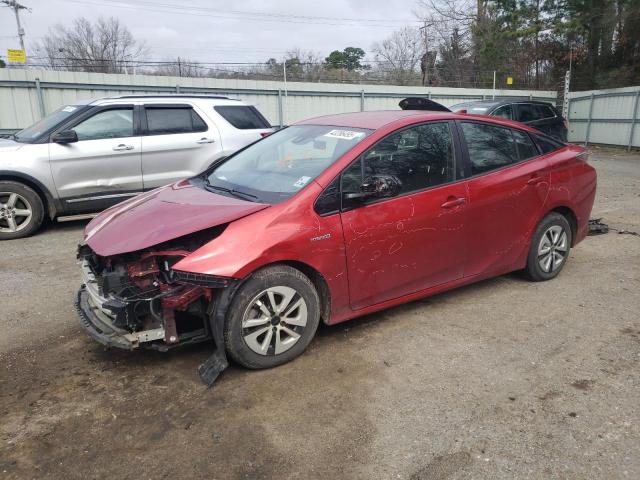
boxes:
[324,129,364,140]
[293,176,311,189]
[62,106,77,113]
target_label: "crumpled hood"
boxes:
[0,138,24,153]
[85,180,269,256]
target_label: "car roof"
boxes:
[294,110,454,130]
[293,109,541,133]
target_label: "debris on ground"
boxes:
[588,218,609,235]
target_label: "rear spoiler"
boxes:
[399,97,451,112]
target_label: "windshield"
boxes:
[206,124,371,204]
[14,105,87,143]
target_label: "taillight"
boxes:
[260,131,272,138]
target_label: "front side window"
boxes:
[17,105,88,143]
[492,105,513,120]
[341,122,455,205]
[72,108,133,141]
[145,107,207,135]
[207,125,371,204]
[461,122,517,175]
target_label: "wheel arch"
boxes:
[548,205,578,246]
[241,260,332,325]
[0,171,59,219]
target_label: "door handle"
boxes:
[113,144,134,151]
[196,138,216,144]
[440,196,466,209]
[526,175,544,185]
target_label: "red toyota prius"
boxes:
[76,102,596,384]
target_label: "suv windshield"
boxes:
[207,125,371,204]
[14,105,87,143]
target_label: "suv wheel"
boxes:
[224,265,320,369]
[0,181,45,240]
[524,212,572,281]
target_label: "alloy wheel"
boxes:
[0,192,33,233]
[537,225,568,273]
[241,286,308,356]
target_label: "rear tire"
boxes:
[524,212,572,281]
[224,265,320,369]
[0,181,44,240]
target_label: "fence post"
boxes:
[277,89,283,128]
[585,93,595,146]
[360,90,365,112]
[176,85,181,94]
[34,78,46,119]
[628,91,640,152]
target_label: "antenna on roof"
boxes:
[399,97,451,112]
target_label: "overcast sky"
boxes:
[1,0,422,65]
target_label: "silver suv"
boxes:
[0,95,273,239]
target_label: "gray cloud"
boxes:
[0,0,420,64]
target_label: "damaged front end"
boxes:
[75,231,237,385]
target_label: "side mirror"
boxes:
[344,175,402,200]
[51,130,78,144]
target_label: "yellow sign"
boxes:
[7,49,26,64]
[506,76,514,85]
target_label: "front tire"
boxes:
[224,265,321,369]
[525,212,572,281]
[0,181,45,240]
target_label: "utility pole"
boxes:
[282,59,288,126]
[419,21,433,87]
[2,0,28,53]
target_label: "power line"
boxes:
[60,0,417,28]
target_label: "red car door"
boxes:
[458,121,551,277]
[339,121,467,310]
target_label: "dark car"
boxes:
[450,99,568,142]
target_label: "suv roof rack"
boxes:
[105,94,233,100]
[399,97,451,112]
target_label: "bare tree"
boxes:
[35,17,146,73]
[153,58,208,78]
[371,27,424,85]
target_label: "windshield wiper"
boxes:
[205,181,259,202]
[231,188,259,201]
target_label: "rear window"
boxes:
[214,105,271,130]
[145,107,208,135]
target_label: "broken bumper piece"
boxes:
[76,287,166,350]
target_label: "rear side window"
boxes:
[512,130,538,160]
[534,104,556,119]
[492,105,513,120]
[214,106,270,129]
[515,103,540,122]
[533,134,564,154]
[145,107,207,135]
[461,122,517,175]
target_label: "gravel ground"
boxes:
[1,148,638,479]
